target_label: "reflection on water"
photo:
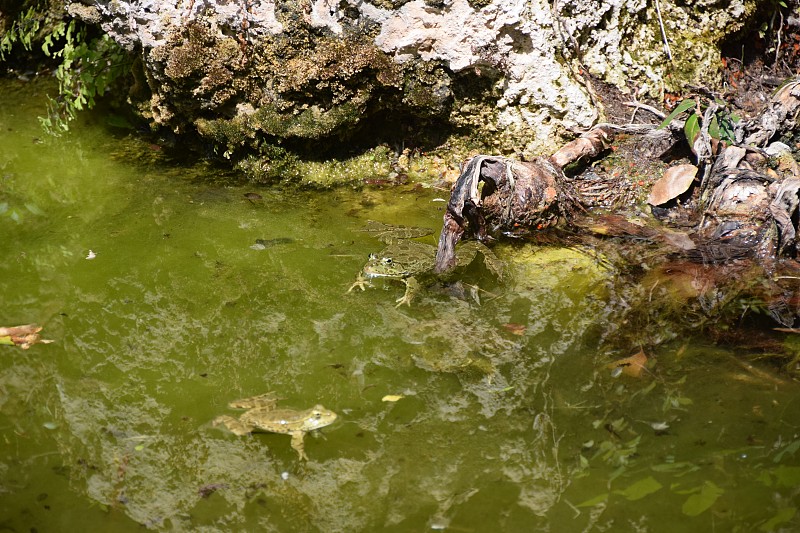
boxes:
[1,78,800,532]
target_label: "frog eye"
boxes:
[381,257,393,265]
[312,411,322,419]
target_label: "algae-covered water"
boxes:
[2,78,800,532]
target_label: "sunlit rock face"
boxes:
[71,0,753,167]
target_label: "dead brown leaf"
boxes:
[502,323,527,335]
[608,349,648,378]
[647,164,698,206]
[0,324,54,350]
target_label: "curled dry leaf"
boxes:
[647,164,698,206]
[381,395,404,402]
[608,349,648,378]
[502,323,527,335]
[0,324,54,350]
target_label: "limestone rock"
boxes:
[67,0,757,176]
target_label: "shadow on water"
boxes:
[2,77,800,532]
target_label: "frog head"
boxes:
[362,253,411,279]
[301,405,338,431]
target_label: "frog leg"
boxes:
[289,431,309,461]
[395,277,420,307]
[348,273,370,293]
[213,415,253,436]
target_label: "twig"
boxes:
[654,0,672,61]
[776,9,784,69]
[623,101,666,120]
[571,122,657,134]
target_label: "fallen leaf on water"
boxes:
[382,395,404,402]
[608,349,648,378]
[0,324,54,350]
[502,323,527,335]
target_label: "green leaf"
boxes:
[24,202,45,216]
[757,470,774,487]
[681,481,724,516]
[579,454,589,468]
[614,476,663,501]
[576,492,609,507]
[774,439,800,462]
[609,464,628,483]
[641,380,657,395]
[718,116,735,143]
[651,461,700,476]
[659,98,696,129]
[708,115,720,139]
[671,482,699,495]
[759,507,796,532]
[774,466,800,488]
[42,35,54,56]
[684,114,701,146]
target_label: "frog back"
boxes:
[245,405,337,434]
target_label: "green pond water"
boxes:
[2,78,800,532]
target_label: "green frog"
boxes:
[348,221,503,306]
[349,239,435,306]
[213,393,338,461]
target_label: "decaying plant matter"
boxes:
[435,78,800,275]
[0,324,53,350]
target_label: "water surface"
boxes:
[1,78,799,532]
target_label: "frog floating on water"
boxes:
[213,393,337,461]
[348,221,502,306]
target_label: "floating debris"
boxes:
[0,324,54,350]
[249,238,294,250]
[502,323,527,336]
[381,395,404,402]
[608,349,649,378]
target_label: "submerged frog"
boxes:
[213,393,337,461]
[348,221,502,306]
[349,240,436,306]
